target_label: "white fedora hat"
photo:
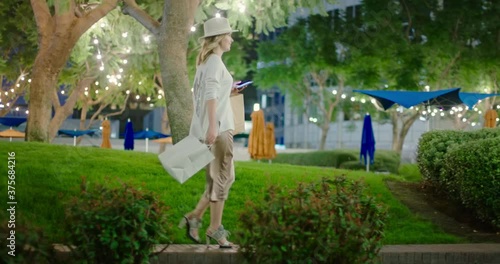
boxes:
[200,17,238,39]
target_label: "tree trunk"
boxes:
[158,0,198,143]
[48,77,93,141]
[390,111,399,152]
[319,124,329,150]
[28,0,118,142]
[391,111,420,154]
[27,49,67,142]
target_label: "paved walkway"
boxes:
[54,243,500,264]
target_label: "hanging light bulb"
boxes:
[190,26,196,32]
[238,3,246,13]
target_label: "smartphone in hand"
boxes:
[236,81,253,89]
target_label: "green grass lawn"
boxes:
[0,141,464,245]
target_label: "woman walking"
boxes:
[179,16,246,248]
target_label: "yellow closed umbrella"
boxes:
[264,123,276,160]
[484,109,498,128]
[100,119,112,148]
[248,109,266,160]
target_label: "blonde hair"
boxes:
[196,34,229,65]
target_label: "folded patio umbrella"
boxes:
[360,114,375,172]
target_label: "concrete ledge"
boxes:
[54,243,500,264]
[380,244,500,264]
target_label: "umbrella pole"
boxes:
[146,138,149,152]
[366,154,370,172]
[73,136,76,146]
[10,137,12,142]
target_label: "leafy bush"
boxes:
[417,128,500,187]
[65,178,171,264]
[237,176,387,264]
[443,137,500,229]
[274,149,400,174]
[0,221,58,264]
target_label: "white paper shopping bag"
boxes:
[158,135,214,184]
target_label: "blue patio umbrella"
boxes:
[124,119,134,150]
[133,128,170,152]
[360,114,376,172]
[459,92,500,109]
[0,117,27,127]
[353,88,462,110]
[133,129,169,139]
[58,129,96,146]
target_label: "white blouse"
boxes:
[189,54,235,140]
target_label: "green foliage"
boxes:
[443,137,500,229]
[0,141,463,245]
[0,221,58,264]
[64,178,171,263]
[416,128,500,187]
[199,0,336,35]
[237,176,387,264]
[273,149,401,174]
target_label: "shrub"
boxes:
[0,221,58,264]
[417,128,500,187]
[443,137,500,229]
[65,178,171,264]
[274,149,400,174]
[237,176,387,264]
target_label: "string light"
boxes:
[238,3,246,13]
[190,26,196,32]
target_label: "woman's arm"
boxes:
[205,99,217,145]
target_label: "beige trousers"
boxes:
[203,130,235,201]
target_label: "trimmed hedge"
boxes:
[273,149,400,174]
[417,128,500,186]
[416,127,500,230]
[443,137,500,229]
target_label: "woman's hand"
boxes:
[205,124,217,145]
[231,80,248,95]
